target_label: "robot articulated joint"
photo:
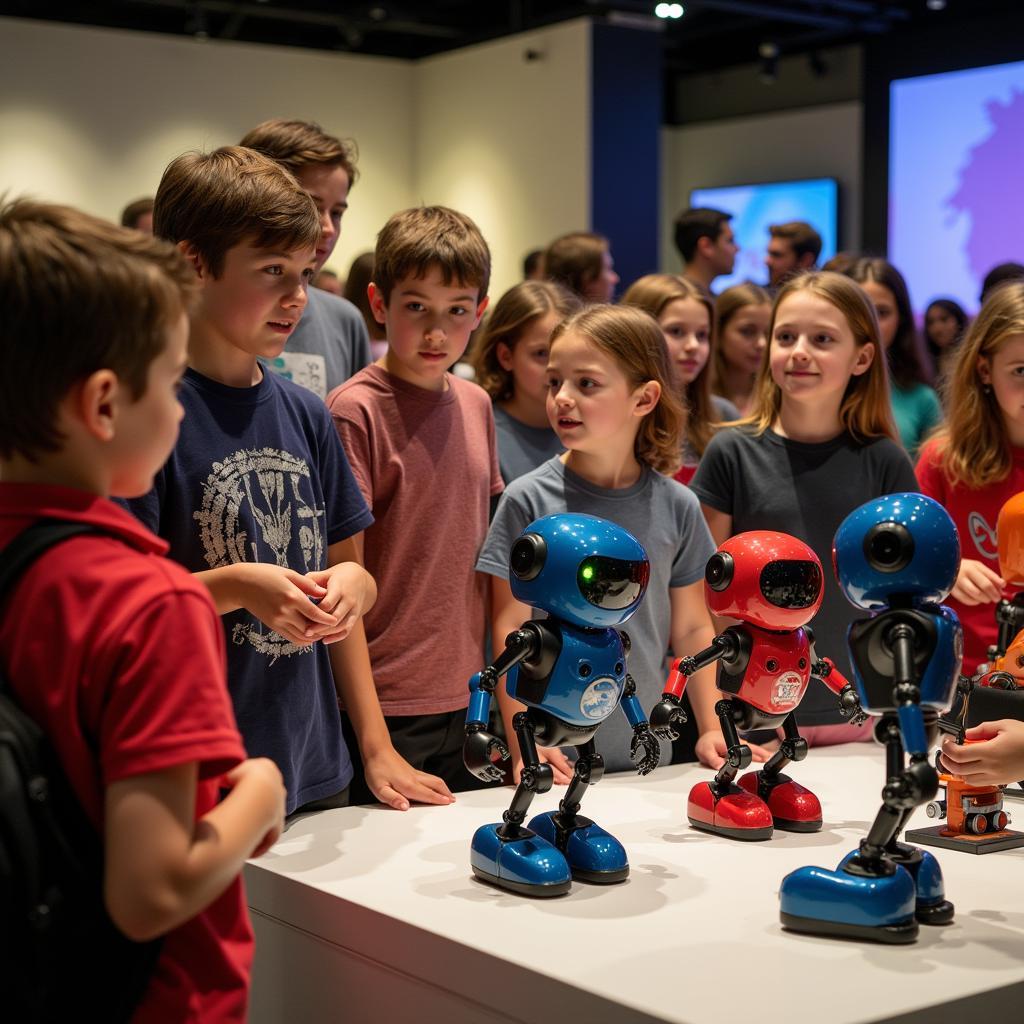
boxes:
[894,681,921,706]
[521,763,554,796]
[728,743,753,771]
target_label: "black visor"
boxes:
[577,556,650,610]
[759,559,822,609]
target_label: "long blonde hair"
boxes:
[551,304,685,475]
[930,282,1024,488]
[620,274,719,456]
[742,271,896,442]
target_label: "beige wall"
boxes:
[0,15,591,297]
[660,101,862,276]
[0,17,416,277]
[414,19,591,301]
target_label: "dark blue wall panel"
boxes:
[590,22,663,295]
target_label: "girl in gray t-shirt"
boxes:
[478,304,742,778]
[473,281,580,485]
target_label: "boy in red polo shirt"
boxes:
[0,199,285,1022]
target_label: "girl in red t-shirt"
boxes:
[916,281,1024,673]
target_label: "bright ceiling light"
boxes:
[655,3,685,19]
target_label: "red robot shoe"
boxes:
[687,780,774,841]
[738,772,823,832]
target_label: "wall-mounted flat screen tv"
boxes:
[688,177,838,293]
[890,58,1024,316]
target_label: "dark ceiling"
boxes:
[0,1,1013,73]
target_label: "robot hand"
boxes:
[838,683,868,726]
[463,724,510,783]
[630,722,661,776]
[649,693,688,741]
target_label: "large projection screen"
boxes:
[889,59,1024,316]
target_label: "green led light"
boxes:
[581,564,595,581]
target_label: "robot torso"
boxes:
[507,619,627,730]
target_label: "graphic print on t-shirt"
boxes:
[968,510,998,560]
[265,352,328,399]
[194,446,325,663]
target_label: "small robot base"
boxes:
[687,772,823,841]
[779,860,919,945]
[905,824,1024,855]
[470,813,629,898]
[687,780,773,841]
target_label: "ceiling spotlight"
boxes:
[368,5,388,20]
[655,3,685,18]
[926,0,947,10]
[758,41,779,84]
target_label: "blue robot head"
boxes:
[508,513,649,628]
[833,493,960,611]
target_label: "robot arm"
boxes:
[620,674,660,776]
[464,628,538,782]
[649,632,737,740]
[812,656,868,726]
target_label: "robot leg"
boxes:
[738,712,822,832]
[470,711,571,897]
[779,716,922,943]
[529,740,629,884]
[688,699,773,841]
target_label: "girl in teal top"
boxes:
[844,257,941,456]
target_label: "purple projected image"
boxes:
[890,61,1024,316]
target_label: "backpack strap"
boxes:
[0,520,99,600]
[0,521,100,695]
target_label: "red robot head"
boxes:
[704,531,824,630]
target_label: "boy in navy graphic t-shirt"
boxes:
[128,146,454,815]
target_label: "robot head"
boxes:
[833,492,960,611]
[507,513,649,628]
[703,531,824,630]
[998,493,1024,587]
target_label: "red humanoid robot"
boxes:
[649,532,865,840]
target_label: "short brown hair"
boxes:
[768,221,822,262]
[120,196,154,229]
[474,281,581,400]
[154,145,320,277]
[239,118,359,186]
[544,232,608,298]
[0,198,196,461]
[743,271,896,443]
[551,304,685,475]
[373,206,490,304]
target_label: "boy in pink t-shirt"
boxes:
[328,206,504,798]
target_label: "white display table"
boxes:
[245,746,1024,1024]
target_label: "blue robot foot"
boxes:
[779,853,918,945]
[886,844,955,925]
[528,811,629,884]
[470,823,572,897]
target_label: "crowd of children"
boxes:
[5,115,1024,1021]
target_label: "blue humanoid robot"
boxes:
[463,513,661,897]
[780,493,962,944]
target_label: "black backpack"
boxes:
[0,520,163,1022]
